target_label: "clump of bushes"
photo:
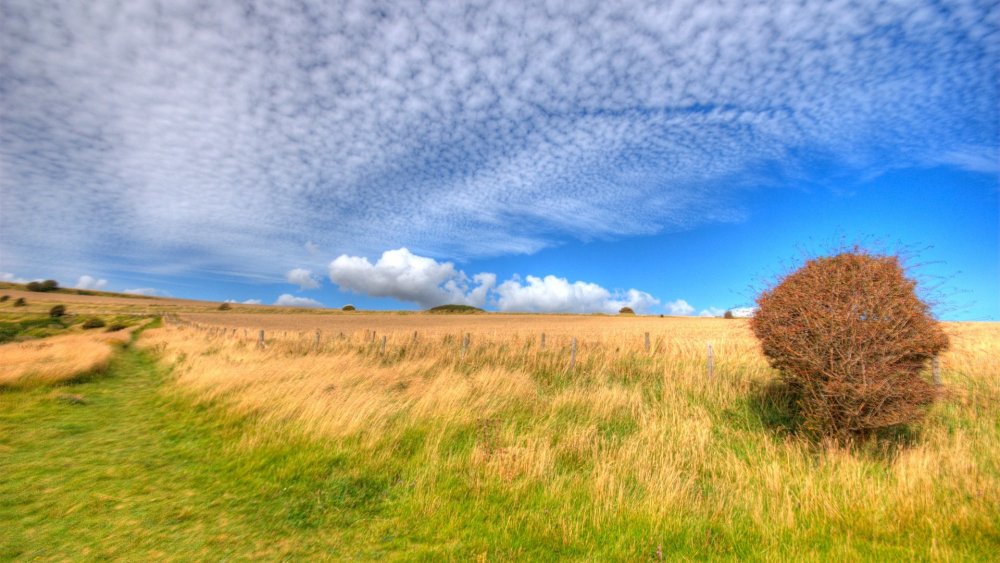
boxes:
[218,302,232,311]
[0,295,9,303]
[342,304,356,311]
[26,280,59,292]
[618,307,635,315]
[13,298,26,307]
[427,304,484,314]
[82,318,106,329]
[723,310,735,319]
[49,305,66,318]
[105,323,127,332]
[750,249,948,439]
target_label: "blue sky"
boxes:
[1,1,997,319]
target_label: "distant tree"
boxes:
[13,297,26,307]
[342,304,356,311]
[25,281,42,292]
[723,310,735,319]
[218,302,232,311]
[0,295,9,303]
[49,304,66,318]
[41,279,59,292]
[618,307,635,315]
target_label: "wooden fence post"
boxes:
[380,335,386,355]
[315,329,321,349]
[540,332,546,349]
[932,356,941,386]
[569,337,577,371]
[461,333,470,360]
[644,332,650,353]
[258,329,265,349]
[707,343,714,380]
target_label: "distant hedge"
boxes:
[427,304,484,314]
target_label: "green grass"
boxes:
[2,332,997,560]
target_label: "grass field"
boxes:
[1,300,998,560]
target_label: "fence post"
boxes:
[569,337,577,371]
[540,332,546,350]
[461,333,470,360]
[413,330,418,343]
[380,335,386,355]
[315,329,321,349]
[644,332,650,353]
[932,356,941,386]
[258,329,265,349]
[707,343,714,380]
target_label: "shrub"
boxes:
[0,295,8,302]
[218,302,232,311]
[750,249,948,439]
[13,298,26,307]
[82,318,106,329]
[723,310,735,319]
[25,281,42,292]
[342,305,356,311]
[427,304,484,314]
[49,305,66,318]
[106,323,127,332]
[619,307,635,315]
[41,279,59,291]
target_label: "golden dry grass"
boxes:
[134,314,1000,556]
[0,329,133,389]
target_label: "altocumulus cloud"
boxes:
[0,1,995,277]
[329,248,659,313]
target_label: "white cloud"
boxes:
[665,299,695,316]
[496,275,657,314]
[304,241,320,255]
[275,294,323,308]
[699,307,726,317]
[329,248,494,308]
[225,298,263,305]
[729,307,756,318]
[74,275,108,291]
[123,287,167,297]
[286,268,320,290]
[1,1,993,277]
[1,272,28,284]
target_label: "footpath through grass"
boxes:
[0,341,416,560]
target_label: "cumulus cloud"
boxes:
[729,307,756,318]
[329,248,495,308]
[496,276,659,314]
[123,287,167,297]
[286,268,320,290]
[699,307,726,318]
[0,1,994,277]
[665,299,696,316]
[1,273,29,284]
[330,247,658,313]
[275,294,323,308]
[225,298,263,305]
[74,275,108,291]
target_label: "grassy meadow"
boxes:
[1,296,998,560]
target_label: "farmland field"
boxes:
[1,296,998,560]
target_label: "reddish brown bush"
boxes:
[750,249,948,438]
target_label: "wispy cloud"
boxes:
[1,1,995,277]
[275,294,323,308]
[1,273,29,284]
